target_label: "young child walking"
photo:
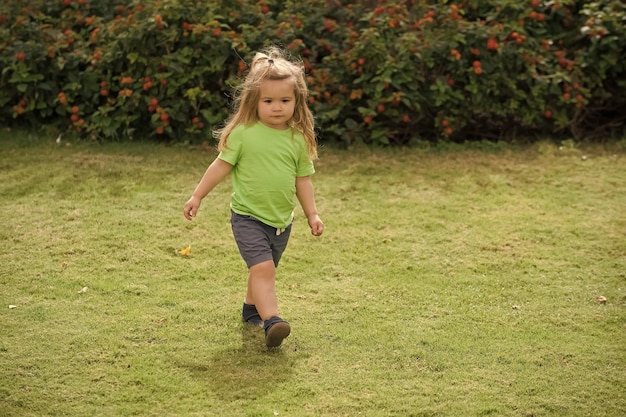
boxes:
[183,47,323,348]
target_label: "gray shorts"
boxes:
[230,211,292,268]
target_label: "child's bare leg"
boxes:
[246,260,279,320]
[247,259,291,347]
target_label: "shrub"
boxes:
[0,0,624,145]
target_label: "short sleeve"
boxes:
[218,128,243,166]
[296,142,315,177]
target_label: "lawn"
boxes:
[1,130,625,417]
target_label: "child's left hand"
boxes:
[308,214,324,236]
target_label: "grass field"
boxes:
[1,130,625,417]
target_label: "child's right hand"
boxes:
[183,196,201,220]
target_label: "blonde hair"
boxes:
[214,47,318,160]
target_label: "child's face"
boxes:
[257,79,296,130]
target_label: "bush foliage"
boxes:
[1,0,624,145]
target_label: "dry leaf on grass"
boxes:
[178,245,191,256]
[595,295,607,304]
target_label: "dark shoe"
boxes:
[264,316,291,347]
[242,303,263,327]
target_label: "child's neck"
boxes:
[259,121,290,131]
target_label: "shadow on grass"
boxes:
[177,325,295,402]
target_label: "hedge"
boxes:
[1,0,624,145]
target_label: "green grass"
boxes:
[1,130,625,417]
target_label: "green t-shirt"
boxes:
[218,122,315,228]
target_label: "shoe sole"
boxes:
[265,322,291,347]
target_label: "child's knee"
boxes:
[249,259,275,277]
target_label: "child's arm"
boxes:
[183,158,233,220]
[296,176,324,236]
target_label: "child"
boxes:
[183,47,324,348]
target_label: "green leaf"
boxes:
[357,107,375,117]
[127,53,139,64]
[185,87,202,101]
[345,118,358,130]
